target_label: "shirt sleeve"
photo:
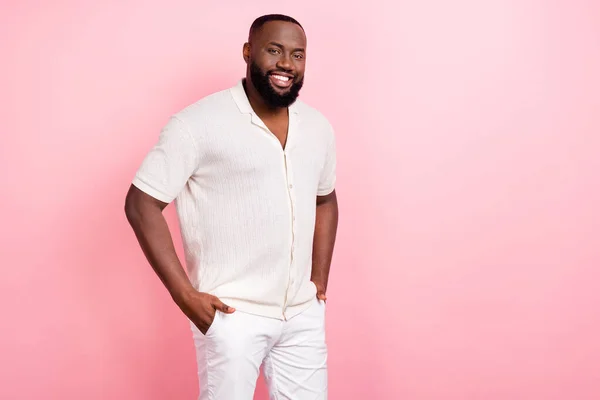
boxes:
[317,127,337,196]
[132,116,200,203]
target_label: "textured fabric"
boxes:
[191,297,328,400]
[132,79,336,320]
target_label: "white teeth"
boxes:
[272,75,290,82]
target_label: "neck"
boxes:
[242,78,288,119]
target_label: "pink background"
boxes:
[2,1,599,399]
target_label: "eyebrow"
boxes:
[267,41,305,52]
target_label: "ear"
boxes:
[243,42,250,64]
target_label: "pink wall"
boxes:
[2,1,599,399]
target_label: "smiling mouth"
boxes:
[269,73,294,88]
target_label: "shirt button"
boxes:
[289,184,293,189]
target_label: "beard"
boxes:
[249,61,304,108]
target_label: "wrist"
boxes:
[311,279,326,292]
[170,284,196,306]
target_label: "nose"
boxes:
[276,54,293,71]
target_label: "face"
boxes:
[244,21,306,107]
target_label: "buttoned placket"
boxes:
[250,111,298,320]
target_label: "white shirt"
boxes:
[132,79,336,320]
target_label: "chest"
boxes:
[262,118,289,149]
[196,119,327,190]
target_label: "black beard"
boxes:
[249,62,303,108]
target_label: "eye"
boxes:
[268,48,281,55]
[293,53,304,60]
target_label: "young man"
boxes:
[125,14,338,400]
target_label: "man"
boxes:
[124,14,338,400]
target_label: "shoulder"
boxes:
[294,100,331,126]
[294,99,335,143]
[294,99,334,130]
[171,87,238,131]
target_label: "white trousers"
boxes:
[191,297,328,400]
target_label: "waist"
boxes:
[193,273,318,321]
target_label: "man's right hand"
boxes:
[174,288,236,335]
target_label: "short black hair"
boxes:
[248,14,304,41]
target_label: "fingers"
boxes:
[212,297,235,313]
[317,292,327,301]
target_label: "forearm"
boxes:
[125,191,194,303]
[311,191,338,291]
